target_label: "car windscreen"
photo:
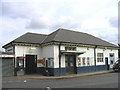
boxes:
[115,60,120,64]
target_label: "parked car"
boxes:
[113,60,120,72]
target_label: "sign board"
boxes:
[17,57,25,59]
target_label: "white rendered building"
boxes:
[3,28,119,76]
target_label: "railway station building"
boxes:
[2,28,119,76]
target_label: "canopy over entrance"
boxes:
[61,50,85,55]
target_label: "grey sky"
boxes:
[0,0,119,51]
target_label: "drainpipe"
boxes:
[13,45,17,76]
[59,42,62,76]
[94,45,97,71]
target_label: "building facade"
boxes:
[3,28,119,76]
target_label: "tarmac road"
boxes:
[2,72,119,89]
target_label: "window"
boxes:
[82,57,86,65]
[65,56,69,67]
[97,53,104,62]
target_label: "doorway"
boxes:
[25,55,37,74]
[65,55,76,74]
[110,53,115,68]
[105,57,109,70]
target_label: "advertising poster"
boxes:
[42,58,46,67]
[91,57,94,65]
[78,57,81,66]
[82,57,86,65]
[37,59,43,67]
[48,58,54,67]
[87,57,90,65]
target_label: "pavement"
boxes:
[3,71,118,88]
[10,70,114,80]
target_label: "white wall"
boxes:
[77,47,94,67]
[54,45,67,68]
[54,45,95,68]
[15,45,42,67]
[13,45,118,68]
[53,45,118,68]
[15,46,41,58]
[54,45,59,68]
[41,45,54,68]
[41,45,54,59]
[15,45,55,68]
[96,48,118,65]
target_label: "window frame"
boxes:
[97,53,104,62]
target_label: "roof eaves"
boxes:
[2,41,13,49]
[51,41,118,48]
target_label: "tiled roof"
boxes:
[3,28,118,48]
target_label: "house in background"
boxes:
[2,28,119,76]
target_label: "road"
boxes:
[2,72,119,89]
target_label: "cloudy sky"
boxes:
[0,0,119,51]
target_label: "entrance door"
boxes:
[105,57,109,70]
[110,53,115,68]
[65,55,76,74]
[25,55,37,74]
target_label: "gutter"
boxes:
[13,44,17,76]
